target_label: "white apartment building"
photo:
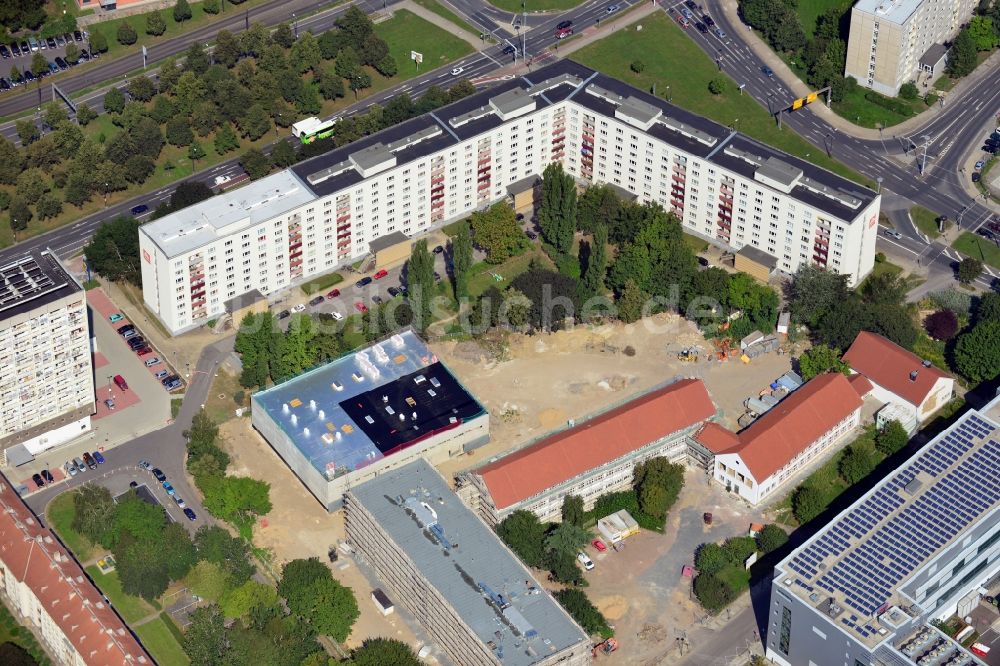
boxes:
[845,0,977,96]
[140,61,880,336]
[0,251,94,466]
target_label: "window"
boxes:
[778,607,791,655]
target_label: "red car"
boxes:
[592,539,607,552]
[354,302,368,313]
[373,269,388,280]
[327,288,341,298]
[136,346,153,356]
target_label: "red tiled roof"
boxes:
[696,373,863,481]
[0,475,151,666]
[693,422,740,454]
[843,331,950,407]
[848,373,873,397]
[476,379,716,510]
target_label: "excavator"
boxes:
[593,638,619,657]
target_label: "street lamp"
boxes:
[292,13,297,39]
[103,182,109,207]
[876,176,883,194]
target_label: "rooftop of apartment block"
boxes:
[854,0,925,26]
[0,249,82,321]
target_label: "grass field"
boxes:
[683,233,709,253]
[299,271,344,295]
[412,0,484,37]
[794,0,852,38]
[205,369,242,423]
[831,85,926,129]
[0,602,51,665]
[134,614,189,666]
[467,248,541,297]
[717,564,751,591]
[376,9,473,75]
[571,14,871,186]
[954,231,1000,269]
[910,205,943,238]
[870,258,903,279]
[47,491,97,561]
[85,565,158,625]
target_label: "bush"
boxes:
[924,309,958,340]
[929,289,973,315]
[693,574,734,613]
[695,542,729,575]
[874,252,886,263]
[864,91,914,116]
[876,420,908,455]
[755,524,788,554]
[117,22,137,46]
[792,486,825,524]
[554,589,612,636]
[925,93,939,107]
[898,81,919,101]
[722,536,757,565]
[630,60,645,73]
[708,76,727,95]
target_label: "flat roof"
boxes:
[736,245,778,269]
[776,395,1000,648]
[140,170,317,259]
[287,59,873,222]
[348,458,588,665]
[0,250,81,321]
[369,231,410,254]
[252,329,484,478]
[853,0,923,25]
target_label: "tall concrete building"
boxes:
[140,61,880,336]
[845,0,977,96]
[765,393,1000,666]
[344,458,591,666]
[0,250,94,466]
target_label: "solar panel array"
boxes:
[0,257,55,309]
[786,415,1000,621]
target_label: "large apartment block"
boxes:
[0,251,94,465]
[140,61,880,336]
[845,0,977,96]
[766,394,1000,666]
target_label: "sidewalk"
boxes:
[716,0,1000,140]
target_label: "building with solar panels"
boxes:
[344,458,591,666]
[0,250,94,466]
[251,329,489,510]
[766,394,1000,666]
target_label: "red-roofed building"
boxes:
[461,379,716,525]
[0,474,151,666]
[694,373,864,505]
[843,331,953,426]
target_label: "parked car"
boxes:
[373,269,389,279]
[129,481,138,488]
[139,460,151,470]
[117,323,135,334]
[65,461,78,477]
[109,312,123,322]
[577,552,595,570]
[277,309,290,319]
[0,78,10,91]
[355,276,373,288]
[83,452,97,469]
[163,481,175,495]
[130,204,149,216]
[154,369,169,379]
[136,346,153,356]
[309,295,325,306]
[387,286,401,297]
[55,34,66,47]
[145,357,162,367]
[92,451,105,464]
[372,295,383,304]
[174,496,186,508]
[526,230,538,240]
[104,398,115,410]
[41,469,53,483]
[0,45,9,59]
[114,374,128,390]
[161,374,179,386]
[54,57,68,70]
[433,245,444,254]
[151,467,166,482]
[327,288,341,298]
[976,160,986,170]
[46,37,57,50]
[330,310,344,321]
[122,330,138,341]
[79,49,90,61]
[183,508,197,521]
[71,459,85,474]
[165,378,182,390]
[127,337,146,349]
[31,473,44,488]
[354,301,368,313]
[23,70,35,82]
[592,539,607,552]
[9,43,19,57]
[74,30,84,42]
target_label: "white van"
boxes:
[577,552,595,571]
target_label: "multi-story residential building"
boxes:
[765,393,1000,666]
[694,372,869,505]
[139,61,880,336]
[0,250,94,466]
[0,472,152,666]
[458,378,716,526]
[344,458,591,666]
[845,0,977,96]
[251,329,489,510]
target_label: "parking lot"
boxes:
[0,30,93,90]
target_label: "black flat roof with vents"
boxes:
[0,250,80,321]
[338,362,485,455]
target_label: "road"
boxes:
[25,337,235,531]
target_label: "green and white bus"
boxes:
[291,116,337,144]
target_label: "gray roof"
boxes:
[349,458,588,665]
[919,43,949,68]
[225,288,265,312]
[369,231,411,254]
[140,170,317,259]
[0,250,81,321]
[506,175,539,195]
[853,0,924,26]
[737,245,778,269]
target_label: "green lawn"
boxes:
[831,85,927,130]
[683,232,709,253]
[411,0,484,38]
[299,271,344,295]
[954,232,1000,270]
[910,205,943,238]
[794,0,852,38]
[134,614,190,666]
[717,564,751,591]
[0,602,51,665]
[85,566,157,625]
[870,259,903,279]
[467,248,541,297]
[47,491,97,561]
[571,14,871,186]
[376,9,473,75]
[488,0,584,11]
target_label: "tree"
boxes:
[115,534,170,600]
[723,536,757,566]
[451,222,473,298]
[955,320,1000,383]
[184,41,211,76]
[317,68,345,100]
[7,64,20,84]
[617,279,647,323]
[976,292,1000,323]
[90,30,109,54]
[146,10,167,36]
[72,483,116,546]
[449,79,476,101]
[336,6,375,49]
[538,162,577,254]
[84,215,142,285]
[694,574,734,613]
[351,638,421,666]
[65,43,81,66]
[74,101,97,127]
[0,642,37,666]
[237,103,271,140]
[16,120,39,146]
[166,117,194,147]
[214,29,242,69]
[948,28,978,78]
[969,15,998,51]
[16,169,47,205]
[240,148,272,180]
[8,198,31,232]
[130,117,165,159]
[798,344,850,380]
[349,71,372,98]
[876,419,908,455]
[561,494,585,527]
[792,486,825,523]
[111,492,166,545]
[554,589,612,636]
[174,0,193,22]
[296,84,323,116]
[104,87,126,115]
[695,542,730,575]
[469,203,527,264]
[195,525,255,586]
[407,239,435,332]
[510,268,581,331]
[708,76,728,95]
[219,580,278,620]
[376,54,397,77]
[203,0,220,13]
[546,548,584,585]
[272,22,295,49]
[214,123,240,155]
[545,521,591,562]
[630,59,645,73]
[36,193,62,220]
[200,475,272,527]
[497,510,548,568]
[839,439,879,484]
[756,524,788,554]
[816,298,872,350]
[958,258,984,285]
[582,223,608,295]
[898,81,918,100]
[924,309,959,340]
[290,31,322,73]
[183,605,229,666]
[266,140,294,169]
[278,558,359,641]
[30,52,47,78]
[634,458,684,519]
[127,75,157,102]
[117,21,137,46]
